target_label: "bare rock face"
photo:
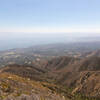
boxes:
[72,71,100,97]
[4,94,40,100]
[4,93,65,100]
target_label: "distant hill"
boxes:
[1,42,100,67]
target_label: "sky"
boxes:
[0,0,100,50]
[0,0,100,33]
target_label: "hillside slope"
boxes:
[44,56,100,98]
[0,72,69,100]
[0,54,100,100]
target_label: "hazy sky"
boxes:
[0,0,100,33]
